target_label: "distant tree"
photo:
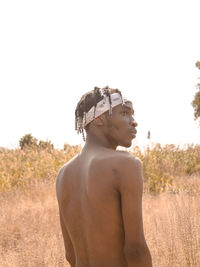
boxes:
[147,131,151,139]
[63,143,72,152]
[196,61,200,70]
[63,143,81,153]
[191,61,200,121]
[38,140,54,150]
[19,134,38,149]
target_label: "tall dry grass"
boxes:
[144,192,200,267]
[0,182,67,267]
[0,144,200,266]
[0,180,200,267]
[1,143,200,193]
[0,145,81,192]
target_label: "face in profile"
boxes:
[104,102,137,148]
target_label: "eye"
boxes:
[122,110,129,115]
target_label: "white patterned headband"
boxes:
[76,92,132,134]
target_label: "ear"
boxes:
[93,115,105,126]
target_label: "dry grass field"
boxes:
[1,179,200,267]
[144,189,200,267]
[0,144,200,266]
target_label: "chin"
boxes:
[120,140,132,148]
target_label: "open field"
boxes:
[1,143,200,193]
[0,145,200,266]
[0,181,200,266]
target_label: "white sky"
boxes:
[0,0,200,149]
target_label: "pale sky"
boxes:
[0,0,200,149]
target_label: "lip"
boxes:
[129,129,137,138]
[130,129,137,135]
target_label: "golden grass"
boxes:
[0,146,81,192]
[0,182,68,267]
[1,143,200,193]
[0,144,200,266]
[144,192,200,267]
[0,179,200,267]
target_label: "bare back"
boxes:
[56,147,152,267]
[56,148,130,266]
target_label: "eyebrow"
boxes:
[122,105,134,115]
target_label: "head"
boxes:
[75,86,137,148]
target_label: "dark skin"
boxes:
[56,101,152,267]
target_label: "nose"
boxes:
[131,118,138,127]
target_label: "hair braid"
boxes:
[93,87,100,118]
[103,86,112,115]
[116,89,124,105]
[75,86,123,141]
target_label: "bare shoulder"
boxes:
[56,154,80,200]
[57,154,79,179]
[91,149,141,172]
[94,149,142,184]
[105,150,142,172]
[116,150,141,167]
[108,151,143,191]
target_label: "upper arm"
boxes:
[117,157,145,248]
[56,167,76,265]
[59,210,76,265]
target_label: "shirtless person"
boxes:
[56,86,152,267]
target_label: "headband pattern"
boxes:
[76,92,131,135]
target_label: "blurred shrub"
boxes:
[19,134,38,149]
[132,144,200,193]
[0,145,80,192]
[19,134,54,152]
[63,143,82,160]
[38,140,54,151]
[0,143,200,193]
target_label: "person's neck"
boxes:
[84,132,118,151]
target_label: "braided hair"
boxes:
[75,86,123,140]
